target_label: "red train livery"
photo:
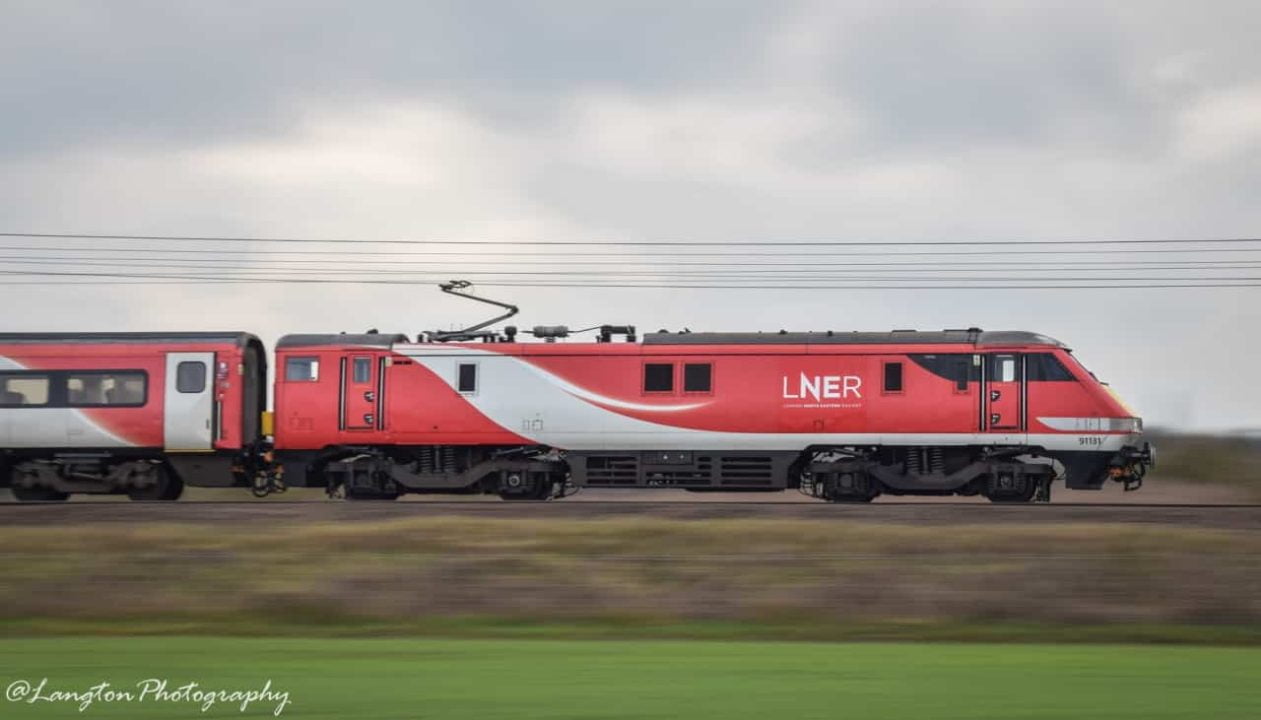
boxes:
[1,324,1151,503]
[0,333,266,500]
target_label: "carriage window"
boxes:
[883,362,903,393]
[175,361,206,393]
[285,357,319,382]
[644,363,674,393]
[352,357,372,384]
[68,372,147,406]
[457,363,477,393]
[1027,353,1074,382]
[0,374,49,406]
[683,363,712,393]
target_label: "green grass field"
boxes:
[2,637,1259,719]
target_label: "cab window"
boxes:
[285,357,320,382]
[352,357,372,384]
[1027,353,1074,382]
[990,355,1017,383]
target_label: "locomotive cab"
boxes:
[271,333,409,490]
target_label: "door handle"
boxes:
[364,391,376,402]
[363,413,374,424]
[990,390,1001,401]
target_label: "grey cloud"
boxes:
[0,0,781,158]
[833,6,1145,145]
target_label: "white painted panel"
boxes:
[5,409,66,447]
[164,352,214,451]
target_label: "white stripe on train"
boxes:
[400,346,1139,453]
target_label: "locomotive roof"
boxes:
[276,333,409,349]
[642,330,1065,347]
[274,329,1064,348]
[0,331,260,346]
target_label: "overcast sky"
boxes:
[2,1,1260,431]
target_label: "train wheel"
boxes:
[11,486,70,502]
[822,472,879,503]
[497,471,555,501]
[983,474,1037,503]
[341,468,400,501]
[127,465,185,502]
[497,485,552,501]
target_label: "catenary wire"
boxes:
[3,231,1261,247]
[2,268,1261,289]
[4,255,1261,271]
[4,243,1261,259]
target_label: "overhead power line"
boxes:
[1,268,1260,289]
[5,243,1261,260]
[2,231,1261,290]
[5,255,1261,270]
[3,231,1261,247]
[6,258,1261,279]
[2,280,1257,289]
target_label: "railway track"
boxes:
[1,500,1258,529]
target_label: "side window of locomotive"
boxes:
[908,354,974,392]
[991,355,1017,383]
[883,361,904,393]
[352,357,372,384]
[457,363,477,394]
[68,372,147,406]
[176,361,207,394]
[0,374,50,406]
[954,356,973,392]
[644,363,674,393]
[1027,353,1075,382]
[285,357,320,382]
[683,363,712,393]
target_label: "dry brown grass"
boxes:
[2,516,1259,638]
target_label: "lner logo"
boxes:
[781,373,862,401]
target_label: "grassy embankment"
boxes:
[2,515,1259,644]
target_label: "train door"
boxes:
[341,353,384,432]
[164,352,215,451]
[985,353,1024,431]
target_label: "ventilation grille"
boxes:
[584,455,638,486]
[645,456,713,485]
[719,456,776,486]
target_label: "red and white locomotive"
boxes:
[1,286,1152,503]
